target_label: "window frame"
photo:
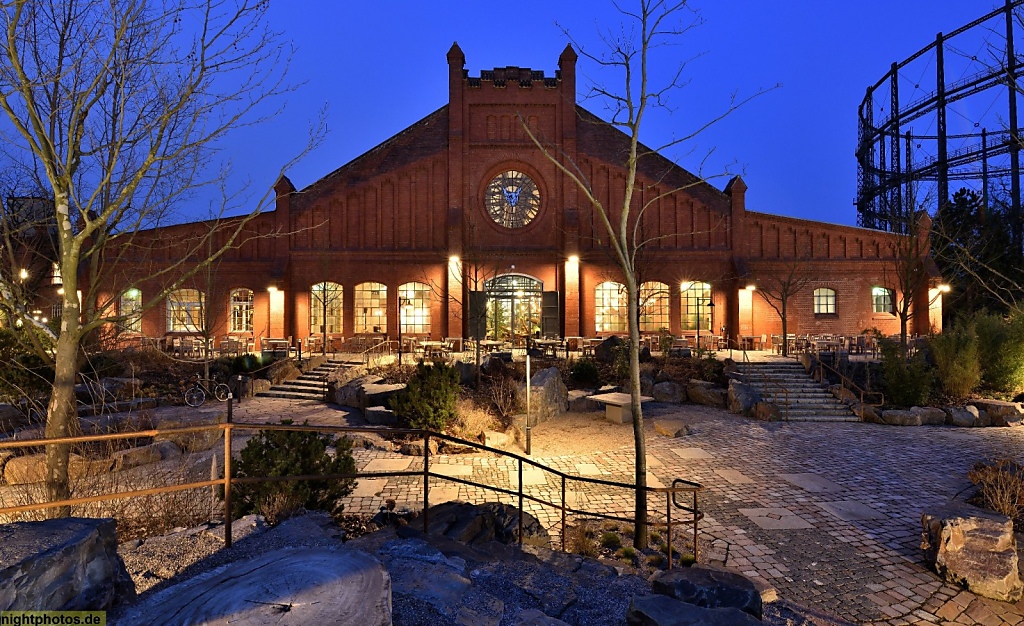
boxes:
[872,286,894,314]
[680,281,712,331]
[167,288,203,333]
[354,282,387,333]
[229,288,254,333]
[595,281,627,333]
[813,287,837,316]
[639,281,670,333]
[398,282,431,335]
[119,288,142,333]
[310,282,343,335]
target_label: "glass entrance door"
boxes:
[484,274,542,344]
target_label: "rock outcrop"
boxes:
[727,380,760,416]
[0,518,134,610]
[650,565,762,619]
[687,380,726,408]
[921,509,1023,602]
[652,381,685,404]
[520,367,568,423]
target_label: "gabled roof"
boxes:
[296,105,449,203]
[575,106,730,213]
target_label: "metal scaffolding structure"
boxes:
[856,0,1024,247]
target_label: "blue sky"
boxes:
[209,1,999,227]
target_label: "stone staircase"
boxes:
[255,358,349,401]
[740,358,859,422]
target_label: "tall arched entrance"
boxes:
[483,274,542,342]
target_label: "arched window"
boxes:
[229,288,254,332]
[398,282,431,335]
[813,288,837,315]
[680,281,712,331]
[872,286,894,314]
[119,288,142,333]
[354,282,387,333]
[167,288,203,332]
[639,281,670,332]
[595,281,627,333]
[311,282,343,334]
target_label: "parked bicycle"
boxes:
[183,374,231,407]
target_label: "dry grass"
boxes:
[489,375,522,427]
[968,459,1024,530]
[454,398,499,441]
[566,522,598,557]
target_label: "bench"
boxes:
[587,392,653,424]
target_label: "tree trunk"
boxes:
[45,323,81,518]
[780,297,788,357]
[625,276,648,548]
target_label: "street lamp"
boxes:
[397,296,410,365]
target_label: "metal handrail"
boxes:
[817,360,884,420]
[740,351,790,420]
[0,415,704,567]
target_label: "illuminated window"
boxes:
[872,287,894,314]
[50,262,61,285]
[595,281,627,333]
[354,282,387,333]
[399,282,431,335]
[167,289,203,332]
[229,288,254,333]
[814,288,837,315]
[310,282,343,334]
[680,281,712,331]
[639,281,670,332]
[119,288,142,333]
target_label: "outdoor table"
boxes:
[534,338,561,357]
[479,340,505,352]
[419,340,447,359]
[587,392,654,424]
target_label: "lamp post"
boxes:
[397,297,410,365]
[695,297,715,351]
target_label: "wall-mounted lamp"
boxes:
[18,268,28,281]
[746,284,757,291]
[937,284,951,293]
[267,285,279,293]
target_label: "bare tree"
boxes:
[523,0,774,546]
[754,262,814,356]
[0,0,310,515]
[881,210,932,351]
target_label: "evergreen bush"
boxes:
[974,312,1024,393]
[389,361,460,432]
[929,322,981,399]
[232,420,355,523]
[879,338,933,407]
[569,358,600,386]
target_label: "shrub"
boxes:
[974,312,1024,393]
[616,546,636,562]
[879,338,933,407]
[968,459,1024,528]
[489,375,521,425]
[599,531,621,549]
[569,358,600,386]
[566,523,597,557]
[612,343,630,380]
[232,420,355,523]
[929,322,981,399]
[0,329,54,403]
[657,328,673,356]
[390,361,461,432]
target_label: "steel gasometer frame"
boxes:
[857,0,1024,246]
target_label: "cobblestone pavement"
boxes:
[228,397,1024,625]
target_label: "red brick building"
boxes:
[96,44,944,351]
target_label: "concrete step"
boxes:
[256,390,326,400]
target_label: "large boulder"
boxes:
[154,418,223,453]
[752,401,781,422]
[727,380,760,415]
[111,443,164,470]
[945,405,980,428]
[453,360,478,385]
[117,546,389,625]
[854,402,881,423]
[652,381,685,404]
[911,406,947,426]
[0,518,134,610]
[971,399,1024,427]
[650,565,762,619]
[880,409,920,426]
[568,390,601,412]
[4,453,111,485]
[828,384,858,404]
[332,374,383,407]
[376,538,471,615]
[640,374,655,396]
[686,380,726,408]
[594,335,623,364]
[365,405,398,426]
[626,594,760,626]
[520,367,568,424]
[653,419,690,437]
[424,501,550,546]
[921,509,1023,602]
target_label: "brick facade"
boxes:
[93,44,942,349]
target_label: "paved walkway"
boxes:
[226,396,1024,625]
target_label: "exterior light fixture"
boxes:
[18,268,28,280]
[681,281,693,291]
[56,288,64,295]
[938,284,951,293]
[568,255,579,264]
[449,256,460,264]
[746,284,756,291]
[267,285,279,293]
